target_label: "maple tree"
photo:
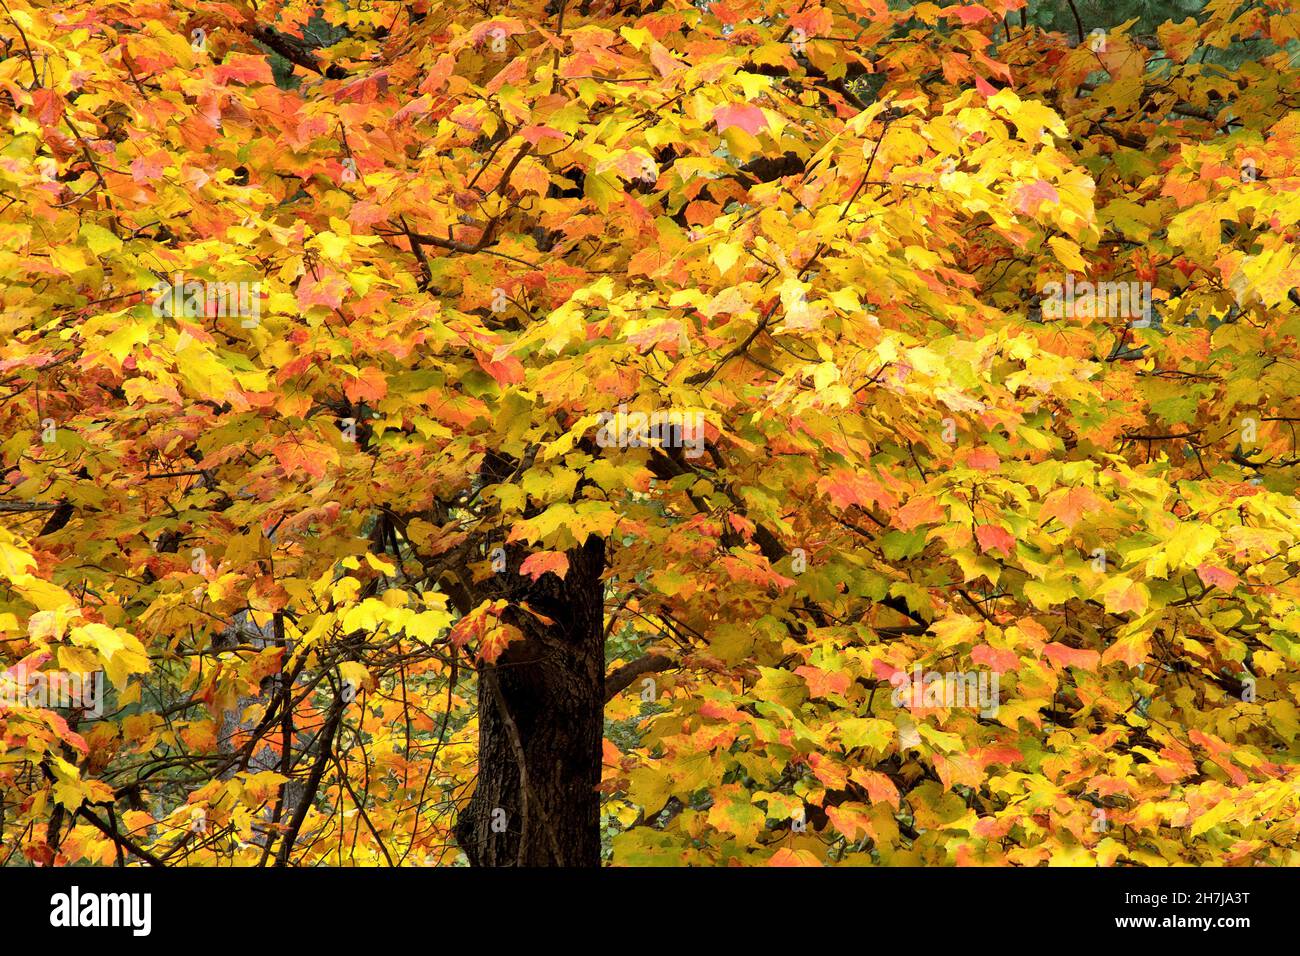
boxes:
[1,0,1299,868]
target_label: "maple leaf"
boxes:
[1101,632,1149,669]
[519,551,569,581]
[967,447,1001,471]
[766,847,823,867]
[971,644,1019,673]
[343,366,388,403]
[1013,179,1060,215]
[795,665,850,700]
[893,496,946,531]
[477,622,524,665]
[712,103,768,136]
[975,523,1016,555]
[1195,563,1239,592]
[1041,643,1100,672]
[949,4,994,24]
[1039,486,1104,528]
[850,768,901,809]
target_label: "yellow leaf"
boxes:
[340,598,389,633]
[339,660,371,694]
[406,609,452,643]
[711,241,743,276]
[1048,236,1088,272]
[0,538,36,579]
[51,245,89,274]
[101,320,151,362]
[70,622,127,658]
[1190,799,1235,837]
[79,223,122,257]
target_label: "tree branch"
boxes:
[273,690,346,866]
[0,499,60,512]
[604,654,672,702]
[247,24,348,78]
[77,806,165,867]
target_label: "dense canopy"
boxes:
[2,0,1299,866]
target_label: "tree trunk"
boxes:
[454,536,606,866]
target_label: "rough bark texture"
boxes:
[454,536,606,866]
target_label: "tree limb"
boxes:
[247,24,348,79]
[77,806,165,867]
[604,654,672,702]
[0,499,60,512]
[273,690,346,866]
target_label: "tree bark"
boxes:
[454,536,606,866]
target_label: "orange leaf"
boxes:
[1041,643,1100,672]
[1196,563,1239,592]
[767,848,823,867]
[1040,486,1103,528]
[850,768,900,809]
[713,103,768,136]
[519,551,569,581]
[975,523,1016,555]
[894,495,945,531]
[971,644,1018,672]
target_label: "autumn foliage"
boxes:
[2,0,1300,867]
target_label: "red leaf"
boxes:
[766,848,823,867]
[130,150,169,184]
[851,768,900,809]
[1013,179,1059,215]
[296,269,348,311]
[967,447,1001,471]
[971,643,1018,673]
[475,349,524,386]
[894,495,945,531]
[1040,486,1103,528]
[519,551,569,581]
[213,53,273,85]
[950,3,994,23]
[519,124,566,145]
[1042,643,1100,672]
[975,523,1016,555]
[976,744,1023,769]
[478,622,524,664]
[1195,563,1239,592]
[276,352,315,384]
[273,438,328,479]
[796,665,850,699]
[343,366,388,403]
[713,103,768,136]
